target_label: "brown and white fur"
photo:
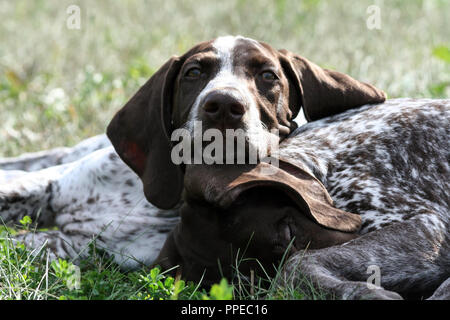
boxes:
[0,36,448,299]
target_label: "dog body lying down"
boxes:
[154,99,450,299]
[1,35,449,299]
[3,100,448,300]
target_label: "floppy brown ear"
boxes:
[107,57,184,209]
[279,49,386,121]
[217,161,361,233]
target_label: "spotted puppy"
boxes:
[153,99,449,300]
[1,36,448,299]
[279,99,449,300]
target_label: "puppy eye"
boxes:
[261,70,277,82]
[184,67,202,79]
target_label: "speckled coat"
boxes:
[1,98,449,299]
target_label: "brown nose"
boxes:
[202,92,246,126]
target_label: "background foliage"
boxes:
[0,0,449,300]
[0,0,449,156]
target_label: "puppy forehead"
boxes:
[212,36,275,69]
[212,35,239,57]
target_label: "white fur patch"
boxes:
[184,36,271,159]
[213,35,236,73]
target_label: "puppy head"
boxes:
[107,35,386,209]
[154,161,361,284]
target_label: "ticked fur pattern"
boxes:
[1,98,449,299]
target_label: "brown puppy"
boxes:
[106,35,385,285]
[154,160,360,285]
[107,36,386,210]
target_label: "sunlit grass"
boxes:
[1,0,449,156]
[0,221,319,300]
[0,0,449,300]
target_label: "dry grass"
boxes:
[1,0,449,300]
[0,0,449,156]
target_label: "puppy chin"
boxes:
[220,129,279,164]
[179,121,280,165]
[247,128,280,161]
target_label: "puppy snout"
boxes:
[201,91,246,127]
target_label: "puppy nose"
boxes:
[202,92,246,125]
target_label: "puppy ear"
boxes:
[219,160,361,233]
[279,50,386,121]
[107,57,184,209]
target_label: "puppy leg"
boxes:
[0,145,121,228]
[10,230,90,264]
[0,145,117,228]
[0,165,68,228]
[0,134,110,171]
[281,214,449,299]
[0,169,29,184]
[40,146,178,269]
[2,146,178,269]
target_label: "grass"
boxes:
[1,0,449,156]
[0,0,449,300]
[0,228,206,300]
[0,219,323,300]
[0,219,227,300]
